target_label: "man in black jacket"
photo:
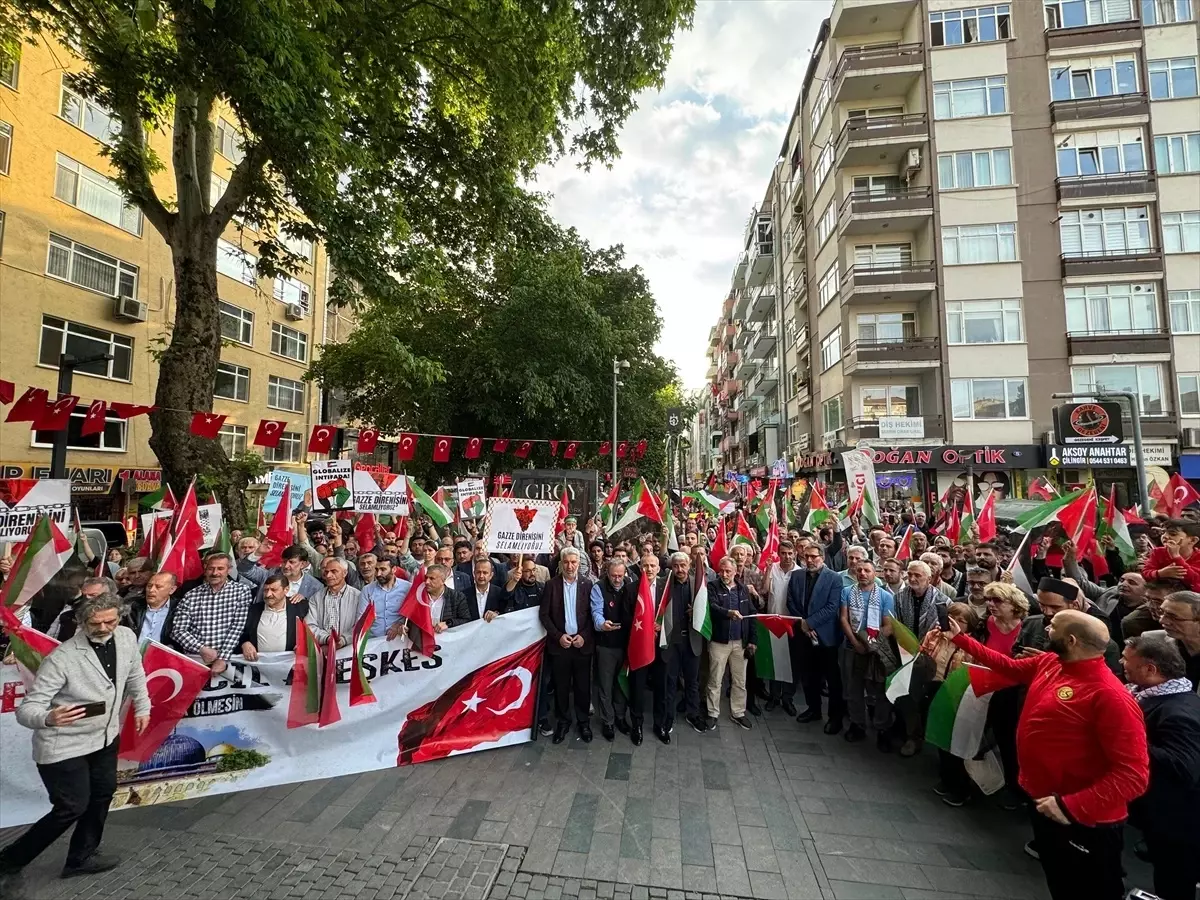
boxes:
[591,559,642,743]
[653,552,705,741]
[127,572,180,645]
[463,559,510,623]
[1123,630,1200,900]
[241,575,309,657]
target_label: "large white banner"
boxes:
[352,469,410,516]
[841,448,882,527]
[0,479,71,542]
[0,611,546,827]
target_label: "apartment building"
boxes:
[0,38,340,518]
[706,0,1200,507]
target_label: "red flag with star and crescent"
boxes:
[118,641,211,762]
[464,437,482,459]
[627,571,657,671]
[563,441,580,460]
[493,439,510,453]
[308,425,336,454]
[396,639,544,765]
[357,428,380,454]
[398,566,436,657]
[80,400,108,437]
[5,387,48,423]
[397,433,418,461]
[513,441,532,459]
[254,419,287,448]
[189,412,227,439]
[33,395,79,432]
[431,436,452,463]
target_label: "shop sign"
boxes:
[510,469,600,520]
[877,416,925,440]
[848,445,1040,470]
[117,468,162,493]
[1047,444,1132,467]
[795,451,835,470]
[1138,444,1174,467]
[0,464,116,495]
[1053,402,1124,445]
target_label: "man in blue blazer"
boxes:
[787,543,845,734]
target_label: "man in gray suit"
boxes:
[0,593,150,885]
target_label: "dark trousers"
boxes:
[937,750,972,797]
[1144,834,1200,900]
[0,740,118,870]
[796,638,844,722]
[768,635,802,701]
[536,660,553,726]
[654,639,700,729]
[550,650,592,726]
[1028,812,1125,900]
[988,686,1023,793]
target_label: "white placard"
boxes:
[482,497,559,554]
[310,459,355,512]
[877,416,925,440]
[0,479,71,542]
[141,504,224,549]
[456,478,487,519]
[351,470,410,516]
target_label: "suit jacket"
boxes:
[125,596,181,647]
[241,599,309,652]
[435,588,472,629]
[1130,690,1200,842]
[256,571,324,604]
[461,583,512,622]
[786,566,844,647]
[449,569,473,596]
[540,575,596,656]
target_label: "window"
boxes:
[820,328,842,372]
[860,386,921,418]
[1050,55,1138,101]
[219,301,254,345]
[210,173,228,209]
[938,148,1014,189]
[930,5,1011,45]
[267,374,305,412]
[0,53,16,89]
[1155,132,1200,174]
[1056,129,1145,176]
[1179,374,1200,414]
[933,76,1008,119]
[951,378,1028,419]
[813,144,833,188]
[1059,207,1150,256]
[39,316,133,381]
[947,299,1023,344]
[817,262,840,309]
[1170,289,1200,332]
[810,80,831,136]
[59,78,119,143]
[857,312,916,343]
[1071,364,1165,414]
[280,231,313,262]
[942,223,1018,264]
[271,322,309,362]
[273,275,311,314]
[1065,283,1158,333]
[0,210,5,256]
[216,117,244,163]
[1045,0,1135,28]
[214,362,250,402]
[822,395,843,435]
[32,408,126,452]
[817,201,836,245]
[54,154,143,235]
[854,242,912,268]
[263,432,302,464]
[216,238,258,286]
[1142,0,1194,24]
[218,424,248,457]
[1149,58,1199,99]
[853,174,903,196]
[46,233,138,298]
[1162,211,1200,253]
[0,121,9,175]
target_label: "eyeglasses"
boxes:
[1159,611,1197,624]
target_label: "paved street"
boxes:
[1,705,1152,900]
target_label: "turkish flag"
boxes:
[397,433,417,461]
[464,437,482,459]
[492,439,509,453]
[355,513,378,553]
[118,641,211,762]
[357,428,380,454]
[189,412,227,439]
[5,387,49,423]
[563,441,579,460]
[34,395,79,432]
[80,400,108,437]
[627,572,658,671]
[431,436,452,463]
[396,639,544,766]
[254,419,288,448]
[513,441,532,459]
[308,425,336,454]
[0,380,13,405]
[1164,472,1200,517]
[110,402,156,419]
[616,441,628,459]
[976,491,997,543]
[258,480,294,569]
[398,567,436,657]
[598,441,611,456]
[549,440,559,457]
[634,439,648,460]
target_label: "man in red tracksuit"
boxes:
[942,609,1148,900]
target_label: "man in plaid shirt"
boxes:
[172,553,252,675]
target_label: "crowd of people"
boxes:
[2,493,1199,900]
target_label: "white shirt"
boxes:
[286,578,303,598]
[475,588,489,619]
[768,563,796,615]
[428,591,445,624]
[256,606,288,653]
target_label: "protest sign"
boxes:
[0,480,72,542]
[483,497,558,554]
[456,478,487,519]
[141,503,224,549]
[352,469,410,516]
[310,460,354,512]
[0,610,545,827]
[263,470,310,515]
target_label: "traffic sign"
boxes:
[666,407,684,434]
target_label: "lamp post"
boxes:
[50,352,114,480]
[612,357,629,489]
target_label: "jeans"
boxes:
[839,645,891,730]
[654,639,701,729]
[706,641,747,718]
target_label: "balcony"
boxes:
[1045,17,1143,52]
[1061,249,1164,279]
[736,325,755,351]
[832,43,925,103]
[723,408,740,423]
[836,113,929,169]
[723,322,735,340]
[722,294,735,318]
[706,362,716,379]
[732,250,749,289]
[1050,92,1149,126]
[751,365,779,400]
[784,217,806,255]
[846,415,945,442]
[1139,413,1180,439]
[725,349,741,369]
[831,0,920,37]
[746,240,775,289]
[840,187,933,236]
[842,336,941,373]
[724,379,741,397]
[840,261,937,305]
[735,354,757,380]
[1056,170,1157,205]
[795,379,811,409]
[788,278,808,317]
[749,328,777,360]
[748,287,776,323]
[733,289,751,320]
[1067,328,1172,357]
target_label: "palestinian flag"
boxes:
[1095,487,1134,566]
[883,619,923,704]
[1012,488,1086,533]
[408,478,455,529]
[957,493,976,545]
[0,516,74,613]
[780,494,795,530]
[754,482,777,536]
[608,478,665,533]
[707,516,728,572]
[732,511,756,548]
[319,632,342,727]
[286,620,322,728]
[895,525,915,562]
[139,484,177,511]
[803,490,835,532]
[685,490,735,518]
[599,482,621,530]
[655,576,673,649]
[212,520,234,562]
[691,563,712,640]
[662,494,680,553]
[351,604,377,706]
[1,603,59,686]
[753,615,794,683]
[925,664,1011,759]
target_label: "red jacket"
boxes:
[1141,547,1200,591]
[952,634,1148,826]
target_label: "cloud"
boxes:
[536,0,829,389]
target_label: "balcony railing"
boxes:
[844,336,941,365]
[833,42,925,84]
[1050,92,1149,125]
[841,261,937,301]
[1056,170,1156,202]
[1061,249,1163,278]
[840,186,933,220]
[1067,327,1171,356]
[836,113,928,156]
[1045,17,1142,51]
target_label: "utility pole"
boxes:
[612,358,629,489]
[50,352,113,480]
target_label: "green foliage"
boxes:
[197,453,268,524]
[214,747,270,772]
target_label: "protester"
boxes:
[304,557,362,647]
[883,560,940,756]
[705,556,755,731]
[919,602,980,806]
[763,541,801,714]
[654,551,704,740]
[839,560,895,744]
[171,553,252,675]
[787,542,844,734]
[242,574,308,657]
[1142,520,1200,590]
[1159,590,1200,688]
[129,572,179,645]
[540,547,594,743]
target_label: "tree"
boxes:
[6,0,694,519]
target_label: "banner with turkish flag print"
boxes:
[80,400,108,437]
[616,441,628,459]
[357,428,380,454]
[33,395,78,432]
[563,441,579,460]
[397,433,418,461]
[513,440,533,459]
[254,419,288,448]
[493,439,510,453]
[464,437,483,459]
[189,412,227,439]
[118,641,211,762]
[431,436,453,463]
[627,572,657,671]
[598,440,612,456]
[5,387,48,423]
[308,425,337,454]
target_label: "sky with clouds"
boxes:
[536,0,830,391]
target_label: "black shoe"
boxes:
[796,708,821,724]
[747,701,762,717]
[578,724,593,743]
[538,720,554,737]
[552,722,570,744]
[844,724,866,742]
[655,726,671,745]
[754,685,771,701]
[732,715,752,730]
[705,716,718,732]
[688,715,707,734]
[62,853,120,878]
[782,700,798,717]
[601,723,615,742]
[932,781,951,797]
[876,732,893,753]
[764,699,779,712]
[995,788,1023,811]
[823,719,843,736]
[941,792,969,808]
[614,717,631,735]
[1023,841,1040,861]
[1133,839,1150,863]
[630,723,643,746]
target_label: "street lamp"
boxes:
[612,358,629,489]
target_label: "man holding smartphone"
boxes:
[0,592,150,888]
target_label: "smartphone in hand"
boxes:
[79,701,107,718]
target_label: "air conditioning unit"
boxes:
[904,147,921,175]
[1183,428,1200,449]
[112,295,147,323]
[285,303,305,320]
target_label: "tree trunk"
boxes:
[148,232,249,526]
